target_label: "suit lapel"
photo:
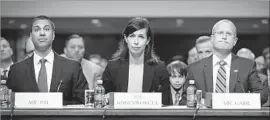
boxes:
[229,54,239,92]
[203,56,213,92]
[118,60,129,92]
[25,56,39,92]
[50,53,62,92]
[142,62,154,92]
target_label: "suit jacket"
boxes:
[102,59,169,93]
[161,84,187,106]
[7,53,88,105]
[187,54,268,104]
[81,58,102,89]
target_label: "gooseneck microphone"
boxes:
[57,80,63,92]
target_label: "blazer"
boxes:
[102,59,169,93]
[187,54,268,104]
[7,53,88,105]
[161,84,187,106]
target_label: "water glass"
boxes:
[85,89,94,107]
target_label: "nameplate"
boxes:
[212,93,261,109]
[109,92,162,108]
[15,92,63,108]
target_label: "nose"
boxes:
[133,37,139,45]
[221,33,227,40]
[39,29,45,36]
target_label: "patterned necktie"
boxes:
[174,92,181,105]
[38,59,48,92]
[216,60,227,93]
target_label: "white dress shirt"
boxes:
[0,62,13,77]
[127,63,144,93]
[33,50,54,91]
[212,54,232,93]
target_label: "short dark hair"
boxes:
[31,15,55,32]
[65,34,85,47]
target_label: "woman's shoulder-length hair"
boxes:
[112,17,161,64]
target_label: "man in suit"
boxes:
[187,47,198,65]
[187,19,268,104]
[64,34,102,89]
[0,37,14,80]
[7,15,88,105]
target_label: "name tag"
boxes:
[212,93,261,109]
[109,92,162,108]
[15,92,63,108]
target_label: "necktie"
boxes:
[174,92,181,105]
[3,70,8,77]
[216,60,227,93]
[38,59,48,92]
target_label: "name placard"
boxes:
[212,93,261,109]
[15,92,63,108]
[109,92,162,108]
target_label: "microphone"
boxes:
[57,80,63,92]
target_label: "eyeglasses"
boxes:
[213,31,235,37]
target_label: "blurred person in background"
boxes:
[187,47,198,64]
[24,36,35,59]
[162,60,188,106]
[167,55,186,65]
[64,34,102,89]
[102,17,169,93]
[0,37,14,80]
[255,56,268,85]
[236,48,255,60]
[99,58,108,72]
[89,54,101,66]
[195,36,213,60]
[262,47,270,106]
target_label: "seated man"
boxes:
[162,61,188,105]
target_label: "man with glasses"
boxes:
[187,19,268,104]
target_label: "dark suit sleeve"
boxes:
[7,65,16,91]
[248,61,268,104]
[152,62,169,92]
[102,61,116,93]
[65,63,88,105]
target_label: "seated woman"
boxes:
[162,61,188,105]
[102,17,169,93]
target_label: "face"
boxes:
[30,19,55,51]
[187,47,198,64]
[125,28,150,56]
[65,38,85,62]
[0,39,13,61]
[25,37,35,57]
[169,69,186,89]
[211,22,237,52]
[264,52,270,70]
[196,41,213,60]
[255,57,266,72]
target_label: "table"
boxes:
[1,107,269,120]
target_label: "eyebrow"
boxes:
[33,25,51,29]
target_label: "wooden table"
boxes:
[1,107,269,120]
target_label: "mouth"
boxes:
[38,38,47,42]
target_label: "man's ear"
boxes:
[52,32,55,41]
[233,37,238,46]
[64,47,67,54]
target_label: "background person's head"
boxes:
[167,61,187,90]
[236,48,255,60]
[255,56,266,72]
[0,37,13,62]
[195,36,213,60]
[262,47,270,70]
[25,36,35,58]
[112,17,159,63]
[211,19,238,55]
[30,15,55,53]
[64,34,85,62]
[187,47,198,64]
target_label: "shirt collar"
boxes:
[212,53,232,67]
[0,62,14,72]
[33,50,54,65]
[170,86,183,96]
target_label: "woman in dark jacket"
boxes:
[102,17,169,93]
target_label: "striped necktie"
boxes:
[216,60,227,93]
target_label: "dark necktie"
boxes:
[216,60,227,93]
[38,59,48,92]
[174,92,181,105]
